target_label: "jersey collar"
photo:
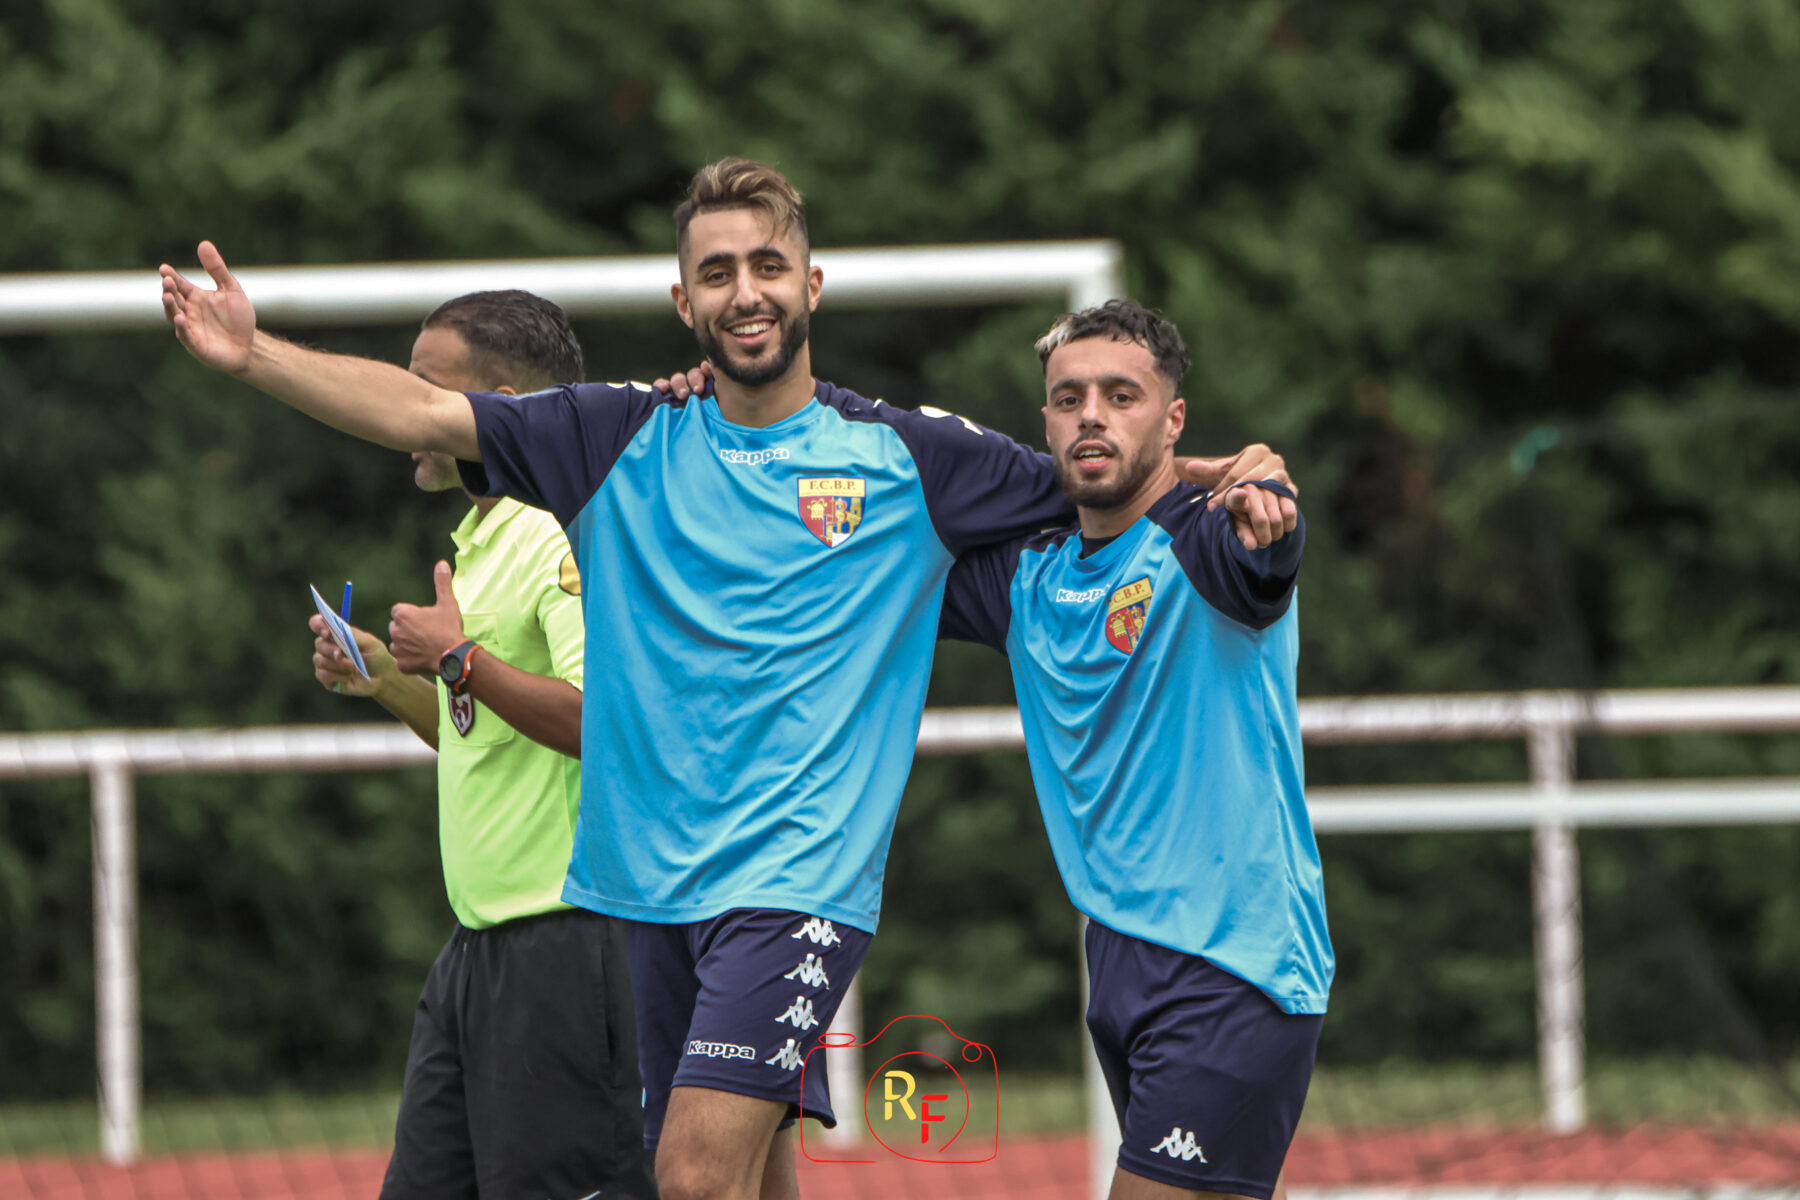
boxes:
[1068,513,1151,575]
[451,495,526,555]
[699,387,826,437]
[1066,482,1201,574]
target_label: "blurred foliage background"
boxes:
[2,0,1799,1103]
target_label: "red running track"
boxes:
[4,1126,1799,1199]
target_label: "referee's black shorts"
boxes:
[380,907,656,1200]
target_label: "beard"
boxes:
[1054,436,1163,510]
[695,304,812,388]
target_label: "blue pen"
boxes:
[340,581,352,623]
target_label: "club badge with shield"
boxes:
[1105,577,1152,655]
[798,477,866,548]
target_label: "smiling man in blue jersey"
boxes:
[159,159,1295,1200]
[942,300,1332,1200]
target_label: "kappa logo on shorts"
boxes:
[1151,1126,1209,1163]
[685,1039,756,1061]
[784,953,831,989]
[766,1037,805,1071]
[1105,577,1153,655]
[792,917,842,947]
[775,994,820,1030]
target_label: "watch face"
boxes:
[440,650,462,683]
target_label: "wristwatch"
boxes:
[438,640,481,695]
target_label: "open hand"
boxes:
[159,241,257,375]
[389,561,466,676]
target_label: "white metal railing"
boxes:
[6,687,1800,1178]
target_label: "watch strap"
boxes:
[442,640,480,695]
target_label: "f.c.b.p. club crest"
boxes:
[798,478,865,548]
[1105,578,1153,654]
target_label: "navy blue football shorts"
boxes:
[629,908,873,1149]
[1085,919,1323,1198]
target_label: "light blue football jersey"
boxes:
[942,482,1332,1013]
[460,382,1067,932]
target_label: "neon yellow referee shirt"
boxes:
[436,496,584,929]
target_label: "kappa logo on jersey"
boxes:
[719,447,790,466]
[766,1037,805,1071]
[449,691,476,737]
[798,478,865,548]
[784,953,831,989]
[1150,1126,1209,1163]
[1105,577,1153,654]
[776,994,821,1030]
[792,917,843,947]
[685,1039,756,1060]
[1056,587,1106,604]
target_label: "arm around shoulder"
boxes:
[882,402,1069,555]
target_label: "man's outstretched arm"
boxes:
[160,241,479,460]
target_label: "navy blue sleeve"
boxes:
[1157,481,1305,630]
[937,537,1024,652]
[878,405,1073,557]
[457,384,665,528]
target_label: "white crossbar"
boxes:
[0,243,1123,333]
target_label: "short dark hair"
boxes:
[421,290,584,391]
[1035,299,1190,394]
[674,157,810,259]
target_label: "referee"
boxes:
[310,291,655,1200]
